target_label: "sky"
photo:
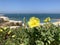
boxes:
[0,0,60,13]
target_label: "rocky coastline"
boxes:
[0,16,60,29]
[0,16,22,29]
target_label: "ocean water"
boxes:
[4,14,60,23]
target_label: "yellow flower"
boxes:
[44,17,51,22]
[8,30,11,34]
[0,29,3,32]
[12,35,16,38]
[28,17,40,28]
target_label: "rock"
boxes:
[9,26,20,29]
[0,16,9,23]
[10,22,16,26]
[16,22,22,26]
[9,20,22,26]
[0,16,22,26]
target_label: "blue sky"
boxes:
[0,0,60,13]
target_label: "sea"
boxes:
[3,13,60,23]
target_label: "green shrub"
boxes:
[0,17,60,45]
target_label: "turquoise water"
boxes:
[4,14,60,23]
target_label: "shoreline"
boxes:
[41,21,60,25]
[0,16,60,29]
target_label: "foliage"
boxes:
[44,17,51,23]
[0,17,60,45]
